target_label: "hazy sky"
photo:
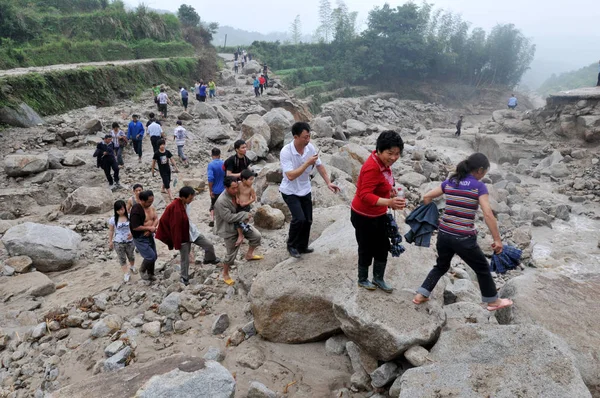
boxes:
[132,0,599,87]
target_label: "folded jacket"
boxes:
[490,245,522,273]
[404,202,439,247]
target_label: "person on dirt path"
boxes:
[224,139,251,179]
[108,200,137,284]
[148,118,164,155]
[508,94,518,110]
[127,114,145,163]
[180,86,189,112]
[198,81,208,102]
[111,122,127,167]
[455,115,463,137]
[208,147,225,228]
[152,83,160,110]
[259,74,266,95]
[280,122,340,259]
[234,59,239,74]
[253,75,260,97]
[214,177,263,285]
[412,153,514,311]
[152,139,178,202]
[127,183,143,213]
[208,79,216,99]
[130,190,159,282]
[156,186,221,286]
[157,88,172,118]
[94,134,121,191]
[173,120,190,168]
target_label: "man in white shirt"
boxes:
[279,122,340,258]
[147,120,164,154]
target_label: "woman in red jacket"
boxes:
[351,130,406,292]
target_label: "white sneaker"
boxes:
[129,266,138,274]
[123,273,131,283]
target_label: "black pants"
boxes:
[417,231,498,302]
[455,127,461,136]
[350,210,389,270]
[597,72,600,86]
[132,139,142,158]
[160,169,171,189]
[182,98,188,109]
[282,192,312,251]
[260,84,264,94]
[102,158,119,185]
[158,103,167,117]
[150,136,161,154]
[254,87,260,97]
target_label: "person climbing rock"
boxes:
[508,94,518,109]
[412,153,514,311]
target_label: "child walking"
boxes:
[151,139,179,202]
[173,120,190,168]
[108,200,137,283]
[235,169,257,246]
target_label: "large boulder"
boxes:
[253,205,285,230]
[82,119,102,134]
[0,271,56,298]
[398,172,427,188]
[61,187,114,215]
[262,108,294,148]
[2,222,81,272]
[246,134,269,159]
[344,119,368,136]
[215,106,236,126]
[497,272,600,390]
[311,116,335,138]
[4,154,49,177]
[192,102,218,119]
[0,103,44,127]
[251,211,445,360]
[219,70,237,86]
[242,114,271,145]
[395,325,591,398]
[243,60,262,75]
[329,143,371,183]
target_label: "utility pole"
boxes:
[223,34,227,49]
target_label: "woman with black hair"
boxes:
[108,200,136,283]
[351,130,406,292]
[413,153,513,311]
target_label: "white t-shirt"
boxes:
[174,126,188,146]
[148,122,163,137]
[279,142,322,197]
[111,130,126,148]
[158,92,168,104]
[108,217,132,243]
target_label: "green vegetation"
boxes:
[537,62,599,96]
[251,1,535,94]
[0,0,215,69]
[0,56,217,115]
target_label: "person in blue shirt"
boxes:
[198,81,208,102]
[507,94,518,109]
[207,147,226,227]
[253,75,260,97]
[127,114,145,163]
[179,86,189,112]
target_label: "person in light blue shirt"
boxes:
[127,114,145,162]
[253,75,260,97]
[207,147,226,227]
[507,94,518,109]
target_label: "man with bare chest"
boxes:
[130,190,159,281]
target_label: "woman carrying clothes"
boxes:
[413,153,513,311]
[108,200,137,283]
[351,131,406,293]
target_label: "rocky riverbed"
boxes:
[1,57,600,398]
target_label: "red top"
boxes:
[156,199,189,250]
[259,76,266,84]
[351,151,394,218]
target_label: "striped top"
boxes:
[439,175,488,236]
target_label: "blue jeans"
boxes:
[115,146,124,165]
[133,236,157,276]
[177,145,187,161]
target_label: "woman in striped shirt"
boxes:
[413,153,513,311]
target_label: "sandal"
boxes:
[224,278,235,286]
[412,295,430,305]
[246,255,264,261]
[486,298,513,311]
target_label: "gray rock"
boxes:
[158,292,181,317]
[91,315,123,338]
[219,69,237,86]
[0,103,45,127]
[31,322,48,340]
[135,360,235,398]
[247,381,277,398]
[4,154,49,177]
[212,314,230,335]
[1,270,56,298]
[403,346,429,367]
[215,106,236,126]
[397,325,591,398]
[61,187,114,215]
[443,279,480,304]
[253,205,285,229]
[177,112,193,121]
[424,150,438,162]
[344,119,367,136]
[444,302,491,330]
[325,334,348,355]
[242,321,256,338]
[82,119,102,134]
[61,152,86,167]
[180,295,203,314]
[399,172,427,188]
[236,347,265,370]
[310,116,335,138]
[262,108,294,148]
[2,265,15,276]
[242,114,271,146]
[350,370,372,392]
[243,60,262,75]
[192,102,218,119]
[370,362,399,388]
[104,346,132,372]
[2,223,81,272]
[203,346,225,362]
[247,133,269,159]
[142,321,161,337]
[104,340,125,357]
[346,341,378,374]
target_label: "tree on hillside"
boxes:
[315,0,333,43]
[331,1,357,44]
[484,24,535,86]
[177,4,200,28]
[290,15,302,45]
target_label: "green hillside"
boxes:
[0,0,213,69]
[537,62,599,96]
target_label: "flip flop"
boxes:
[246,255,264,261]
[487,298,513,311]
[412,297,430,305]
[224,278,235,286]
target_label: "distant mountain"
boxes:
[537,62,599,96]
[211,25,313,47]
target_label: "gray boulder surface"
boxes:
[262,108,294,148]
[0,271,56,298]
[61,186,114,215]
[2,222,81,272]
[0,103,45,127]
[4,154,49,177]
[242,114,272,145]
[192,102,218,119]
